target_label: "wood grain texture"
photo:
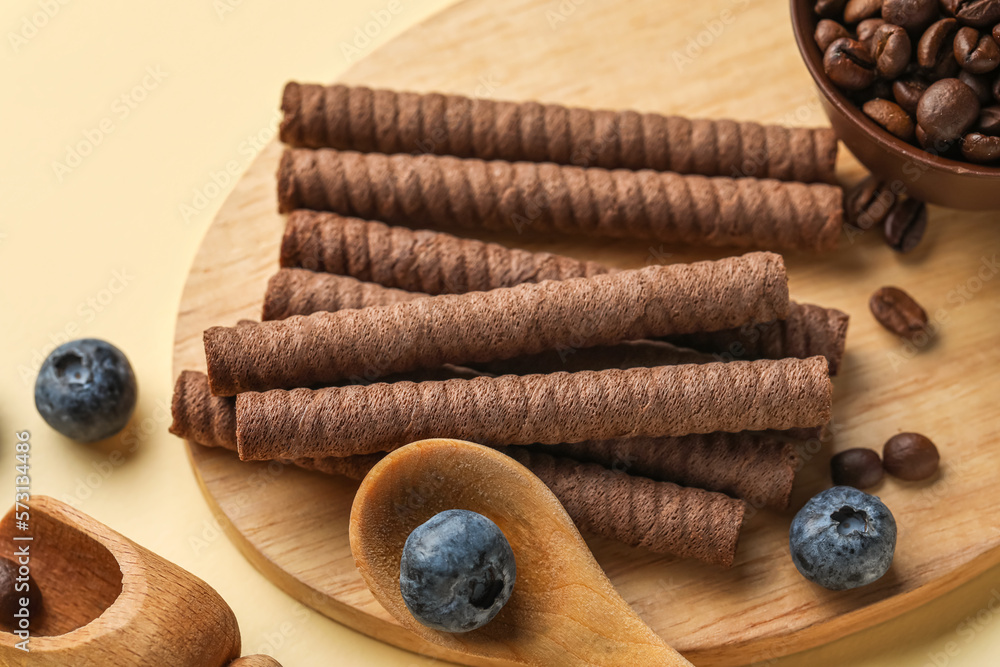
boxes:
[171,0,1000,665]
[351,439,692,666]
[0,497,242,667]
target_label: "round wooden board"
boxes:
[172,0,1000,664]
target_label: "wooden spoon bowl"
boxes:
[0,496,279,667]
[350,438,693,667]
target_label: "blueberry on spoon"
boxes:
[34,339,137,443]
[789,486,896,591]
[400,509,516,632]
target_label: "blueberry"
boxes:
[34,339,137,443]
[789,486,896,591]
[400,509,516,633]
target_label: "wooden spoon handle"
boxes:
[227,656,282,667]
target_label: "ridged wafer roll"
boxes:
[501,448,744,566]
[262,259,848,375]
[469,340,716,376]
[168,370,237,450]
[279,82,838,184]
[262,268,416,320]
[276,149,843,252]
[545,432,798,510]
[207,252,789,395]
[235,358,833,459]
[665,302,851,374]
[279,211,609,294]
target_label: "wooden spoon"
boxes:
[0,496,281,667]
[350,438,693,667]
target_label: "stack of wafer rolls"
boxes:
[279,83,838,184]
[270,212,850,373]
[206,252,790,395]
[277,148,843,252]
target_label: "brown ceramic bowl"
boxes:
[790,0,1000,210]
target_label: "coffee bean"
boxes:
[869,286,929,340]
[0,557,43,632]
[994,69,1000,100]
[893,76,930,113]
[954,26,1000,73]
[978,104,1000,132]
[846,0,884,22]
[883,0,940,31]
[815,0,849,18]
[918,18,961,78]
[857,17,887,48]
[883,433,939,481]
[960,131,1000,160]
[825,38,878,90]
[831,448,885,489]
[816,19,852,51]
[883,197,928,251]
[916,77,981,144]
[872,23,912,78]
[994,21,1000,43]
[864,98,917,140]
[942,0,1000,29]
[846,175,898,229]
[959,69,996,103]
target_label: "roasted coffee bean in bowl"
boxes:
[791,0,1000,209]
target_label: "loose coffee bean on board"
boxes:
[869,286,929,340]
[883,433,940,481]
[883,197,928,252]
[846,175,897,229]
[831,448,885,489]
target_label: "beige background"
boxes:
[2,1,999,665]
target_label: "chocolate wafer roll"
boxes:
[276,149,843,252]
[279,82,838,184]
[236,357,832,459]
[665,302,851,375]
[207,252,789,395]
[502,447,744,566]
[171,371,802,507]
[263,268,416,320]
[263,260,848,375]
[169,370,237,450]
[545,432,798,510]
[280,211,609,294]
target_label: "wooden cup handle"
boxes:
[227,656,282,667]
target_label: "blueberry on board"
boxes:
[400,509,516,633]
[789,486,896,591]
[34,339,137,443]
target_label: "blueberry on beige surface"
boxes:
[789,486,897,591]
[400,509,516,633]
[34,338,137,443]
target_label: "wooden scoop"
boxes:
[0,496,281,667]
[350,438,693,667]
